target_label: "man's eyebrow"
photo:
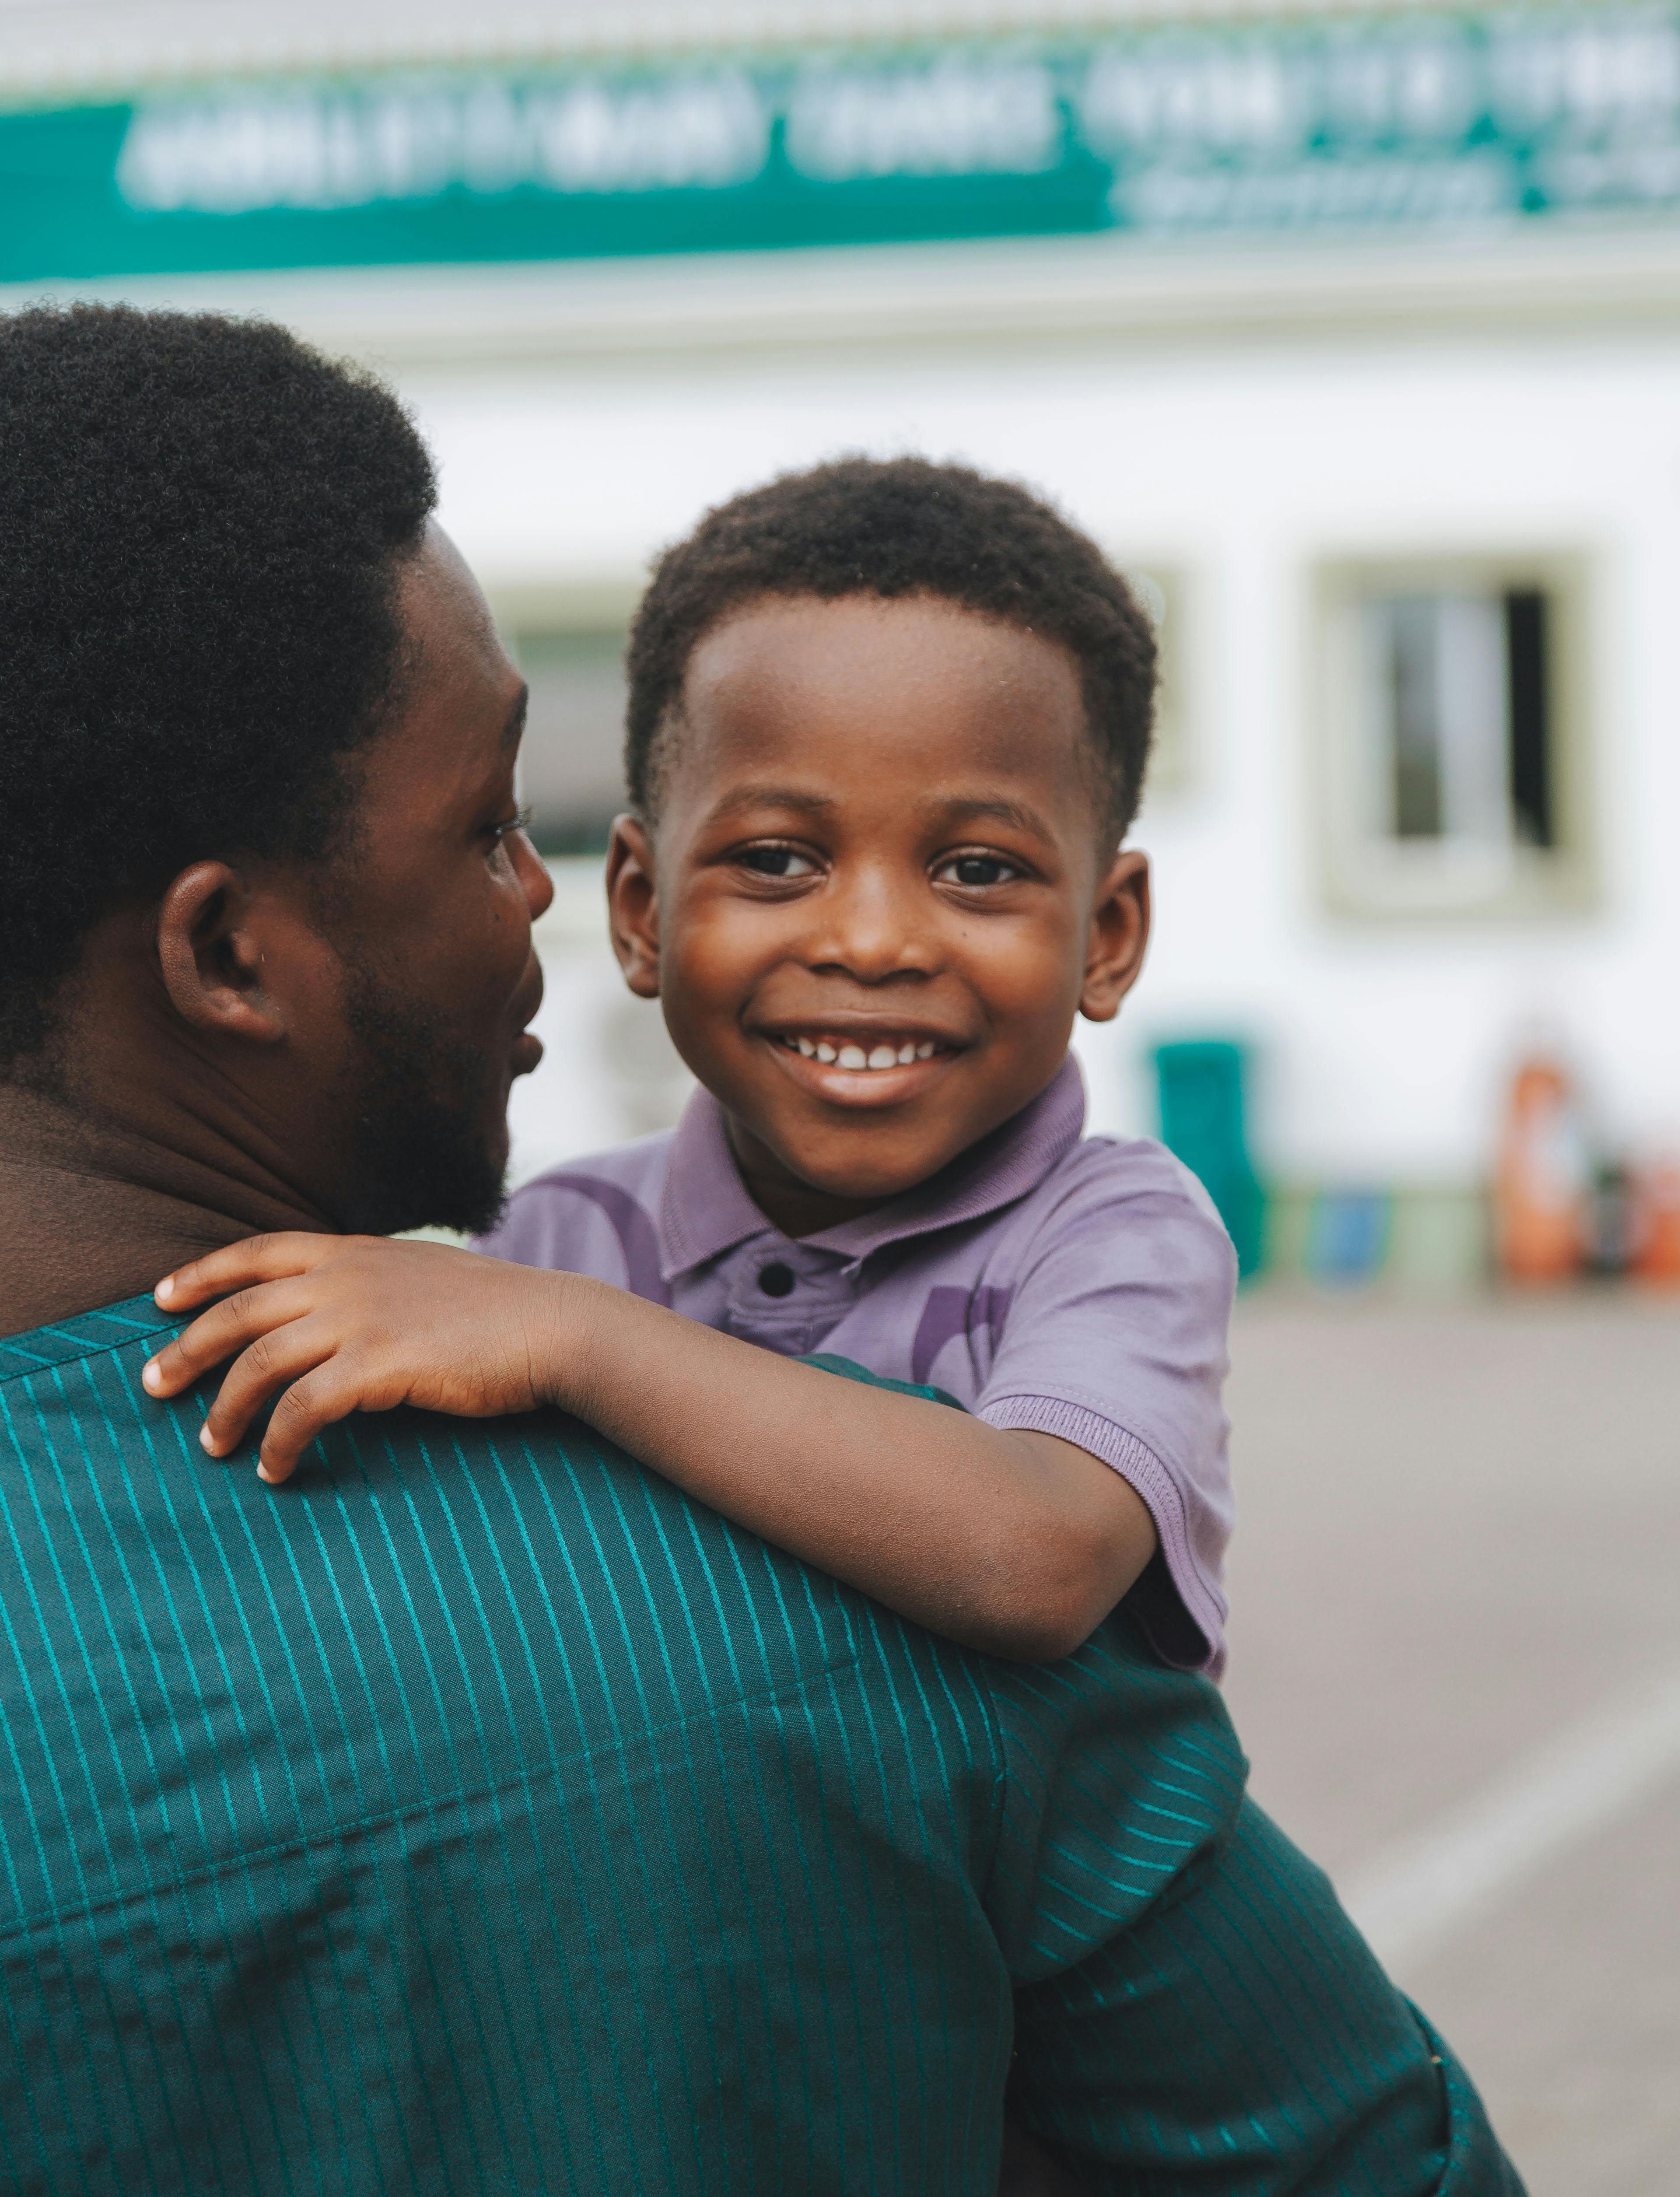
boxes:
[705,785,839,824]
[500,685,529,750]
[925,796,1056,839]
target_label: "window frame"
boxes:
[488,580,643,856]
[1313,549,1596,922]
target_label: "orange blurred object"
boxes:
[1494,1057,1589,1284]
[1632,1156,1680,1286]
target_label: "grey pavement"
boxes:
[1220,1291,1680,2197]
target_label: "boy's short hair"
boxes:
[624,456,1156,842]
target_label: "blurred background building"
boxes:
[14,0,1680,1283]
[8,8,1680,2188]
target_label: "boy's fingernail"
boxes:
[256,1462,276,1485]
[155,1278,173,1303]
[142,1360,160,1391]
[199,1425,217,1454]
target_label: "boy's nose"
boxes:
[805,866,936,984]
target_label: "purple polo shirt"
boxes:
[478,1057,1235,1674]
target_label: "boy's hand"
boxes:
[141,1234,571,1484]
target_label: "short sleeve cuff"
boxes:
[979,1392,1229,1677]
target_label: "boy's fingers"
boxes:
[143,1279,312,1398]
[154,1232,342,1314]
[197,1316,337,1457]
[258,1364,371,1485]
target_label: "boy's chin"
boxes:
[776,1118,974,1204]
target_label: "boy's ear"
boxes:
[1079,849,1150,1024]
[606,815,662,999]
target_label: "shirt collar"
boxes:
[658,1055,1087,1279]
[658,1090,774,1278]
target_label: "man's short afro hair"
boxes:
[0,303,435,1068]
[624,455,1156,836]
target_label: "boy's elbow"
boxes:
[959,1434,1159,1663]
[985,1608,1095,1665]
[969,1532,1135,1665]
[971,1596,1099,1666]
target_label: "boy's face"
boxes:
[607,593,1150,1230]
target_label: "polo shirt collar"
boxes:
[657,1055,1087,1280]
[658,1093,774,1279]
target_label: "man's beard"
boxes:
[335,964,509,1238]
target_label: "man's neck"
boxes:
[0,1083,326,1338]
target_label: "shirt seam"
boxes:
[0,1651,864,1940]
[965,1655,1012,1917]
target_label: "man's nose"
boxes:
[516,833,555,923]
[806,861,935,984]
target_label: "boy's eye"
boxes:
[936,853,1020,888]
[487,803,534,846]
[738,844,818,879]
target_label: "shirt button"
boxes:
[758,1261,796,1298]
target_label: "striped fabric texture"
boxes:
[0,1298,1522,2195]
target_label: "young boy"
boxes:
[146,458,1234,1674]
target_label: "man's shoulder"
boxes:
[351,1401,880,1726]
[0,1306,1239,1865]
[365,1401,1237,1821]
[0,1321,1249,2001]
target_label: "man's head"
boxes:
[0,305,550,1235]
[605,459,1156,1227]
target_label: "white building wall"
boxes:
[409,322,1680,1188]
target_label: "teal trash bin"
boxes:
[1152,1040,1267,1280]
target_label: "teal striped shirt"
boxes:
[0,1297,1519,2194]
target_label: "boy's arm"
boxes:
[964,1146,1237,1675]
[144,1233,1154,1662]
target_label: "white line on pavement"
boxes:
[1337,1667,1680,1979]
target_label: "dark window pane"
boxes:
[1387,597,1442,839]
[1504,590,1553,850]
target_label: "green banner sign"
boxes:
[7,7,1680,283]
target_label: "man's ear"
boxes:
[605,815,661,1000]
[154,862,288,1044]
[1079,848,1151,1024]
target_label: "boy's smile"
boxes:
[606,592,1150,1238]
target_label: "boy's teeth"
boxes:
[783,1033,943,1070]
